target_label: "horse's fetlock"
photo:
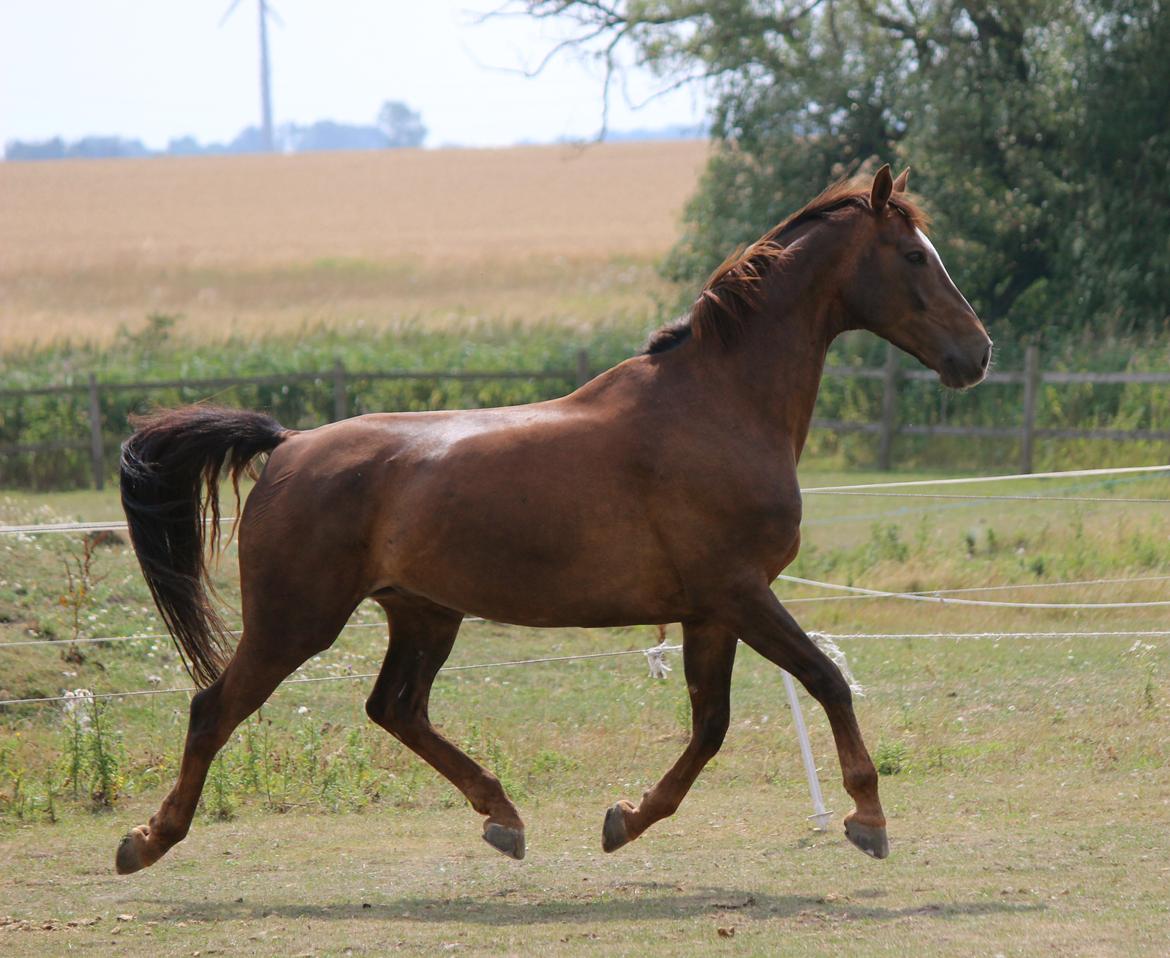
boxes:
[149,820,187,847]
[844,765,879,798]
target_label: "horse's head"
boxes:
[847,166,991,389]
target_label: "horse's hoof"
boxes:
[115,827,151,875]
[602,802,632,853]
[844,817,889,859]
[483,823,525,860]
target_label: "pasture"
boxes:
[1,468,1168,956]
[0,141,707,347]
[2,140,1167,957]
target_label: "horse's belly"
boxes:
[376,474,684,625]
[391,520,685,626]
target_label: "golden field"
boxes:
[0,140,707,346]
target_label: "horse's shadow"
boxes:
[151,882,1044,926]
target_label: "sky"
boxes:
[0,1,708,150]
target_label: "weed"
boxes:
[85,697,122,808]
[58,536,106,654]
[529,749,579,778]
[874,740,909,776]
[867,523,909,564]
[61,691,89,801]
[341,727,374,796]
[240,717,263,794]
[465,720,526,803]
[205,754,235,821]
[1127,533,1164,569]
[1124,641,1161,710]
[914,515,933,555]
[296,716,323,787]
[43,772,58,824]
[963,529,978,557]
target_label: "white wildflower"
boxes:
[62,688,95,729]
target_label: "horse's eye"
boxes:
[906,250,926,265]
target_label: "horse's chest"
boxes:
[710,485,802,564]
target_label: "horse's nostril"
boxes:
[980,344,991,371]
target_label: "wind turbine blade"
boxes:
[218,0,245,28]
[266,2,285,29]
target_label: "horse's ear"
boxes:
[870,164,893,212]
[892,166,910,193]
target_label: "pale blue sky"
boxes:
[0,1,708,149]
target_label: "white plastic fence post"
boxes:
[782,670,833,831]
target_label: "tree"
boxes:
[377,100,427,149]
[289,120,392,152]
[513,1,1169,339]
[5,137,67,160]
[1067,0,1170,333]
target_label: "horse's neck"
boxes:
[735,306,838,461]
[711,229,850,461]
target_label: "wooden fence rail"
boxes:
[3,344,1170,490]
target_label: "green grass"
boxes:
[1,467,1169,955]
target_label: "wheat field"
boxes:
[0,141,707,346]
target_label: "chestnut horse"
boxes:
[115,166,990,874]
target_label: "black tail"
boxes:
[120,406,290,687]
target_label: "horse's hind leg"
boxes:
[602,622,738,852]
[365,598,526,860]
[115,601,350,874]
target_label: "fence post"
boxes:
[575,349,590,388]
[87,373,104,491]
[1020,344,1040,474]
[877,342,899,471]
[332,358,347,422]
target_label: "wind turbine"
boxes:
[220,0,282,152]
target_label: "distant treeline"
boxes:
[4,99,427,162]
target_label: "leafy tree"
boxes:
[5,137,67,161]
[1068,0,1170,334]
[377,100,427,148]
[287,120,392,152]
[514,1,1169,340]
[5,135,148,161]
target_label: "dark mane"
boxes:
[643,316,695,354]
[643,176,930,354]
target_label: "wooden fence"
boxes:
[815,343,1170,472]
[3,344,1169,490]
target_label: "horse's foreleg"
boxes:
[602,622,737,853]
[365,600,526,860]
[731,588,888,859]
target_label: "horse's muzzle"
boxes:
[940,339,992,389]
